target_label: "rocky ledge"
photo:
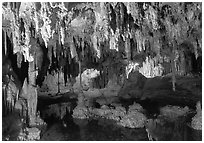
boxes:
[72,102,147,128]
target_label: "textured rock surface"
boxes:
[72,106,91,119]
[91,102,147,128]
[160,105,190,120]
[91,105,126,121]
[2,2,202,95]
[1,2,202,140]
[128,102,144,112]
[72,101,147,129]
[18,127,41,141]
[38,71,72,95]
[119,102,147,128]
[191,101,202,130]
[119,111,147,128]
[26,127,41,141]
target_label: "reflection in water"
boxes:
[41,118,148,141]
[145,115,202,141]
[40,116,201,141]
[146,117,185,141]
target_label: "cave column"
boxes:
[180,51,186,75]
[171,41,177,92]
[27,60,38,126]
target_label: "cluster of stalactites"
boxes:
[2,2,202,79]
[2,2,74,67]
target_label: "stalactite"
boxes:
[4,30,7,56]
[63,58,68,86]
[47,45,53,68]
[79,61,82,90]
[82,38,85,59]
[3,85,7,116]
[125,34,131,60]
[2,2,202,108]
[57,70,60,93]
[70,37,77,59]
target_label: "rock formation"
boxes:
[2,2,202,141]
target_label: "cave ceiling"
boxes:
[2,2,202,74]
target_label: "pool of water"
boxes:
[38,95,201,141]
[40,118,148,141]
[40,113,201,141]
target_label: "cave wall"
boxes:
[2,2,202,94]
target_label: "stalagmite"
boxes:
[20,61,38,126]
[171,51,176,92]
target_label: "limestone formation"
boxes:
[191,101,202,130]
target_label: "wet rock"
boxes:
[118,71,147,99]
[119,111,147,128]
[35,111,47,126]
[17,130,27,141]
[91,105,126,121]
[118,103,147,128]
[107,106,126,121]
[26,127,41,141]
[191,101,202,130]
[18,127,41,141]
[160,105,190,120]
[72,105,90,119]
[91,106,112,117]
[91,102,146,128]
[128,102,144,112]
